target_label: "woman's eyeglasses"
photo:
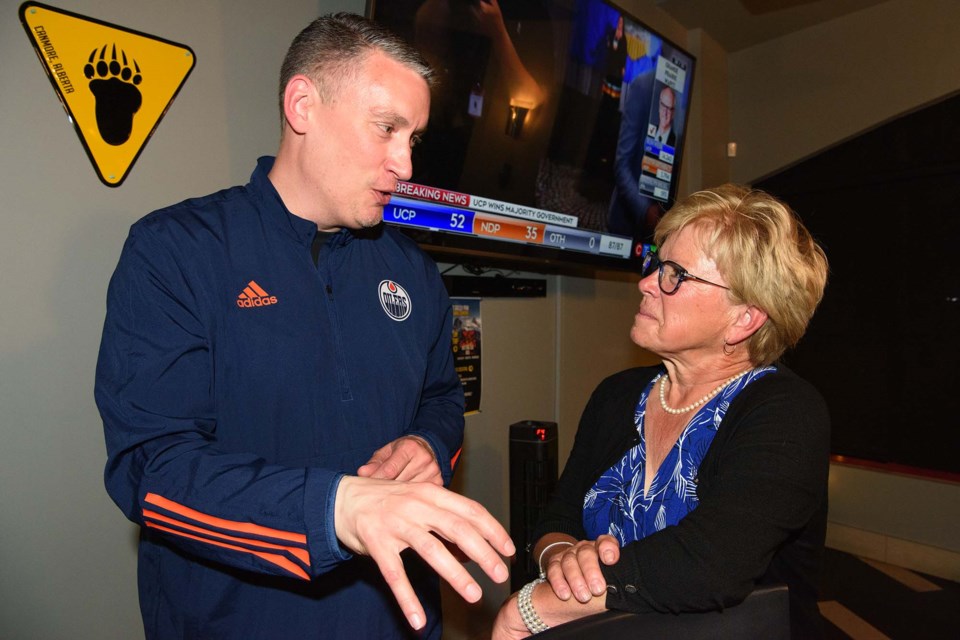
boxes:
[641,251,730,295]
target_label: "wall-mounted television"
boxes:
[368,0,695,274]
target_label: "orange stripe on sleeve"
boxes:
[144,493,306,545]
[450,447,462,469]
[146,522,310,580]
[143,509,310,567]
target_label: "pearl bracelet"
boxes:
[517,577,549,634]
[537,540,575,577]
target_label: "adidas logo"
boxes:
[236,281,278,308]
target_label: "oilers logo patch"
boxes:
[378,280,411,321]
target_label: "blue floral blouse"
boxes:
[583,366,777,544]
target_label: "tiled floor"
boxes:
[819,548,959,639]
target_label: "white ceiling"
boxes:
[654,0,892,51]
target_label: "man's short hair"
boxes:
[278,12,434,126]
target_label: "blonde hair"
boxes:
[655,184,828,365]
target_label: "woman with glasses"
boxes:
[494,184,829,639]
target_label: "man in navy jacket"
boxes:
[95,13,513,639]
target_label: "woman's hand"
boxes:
[491,592,531,640]
[542,535,621,603]
[493,577,609,638]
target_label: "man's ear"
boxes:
[282,75,316,135]
[727,305,768,346]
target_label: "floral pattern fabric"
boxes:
[583,366,777,544]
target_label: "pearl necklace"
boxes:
[658,369,753,415]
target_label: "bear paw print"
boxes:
[84,44,143,146]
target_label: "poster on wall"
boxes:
[451,298,482,415]
[19,2,195,187]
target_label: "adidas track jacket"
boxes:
[95,157,464,639]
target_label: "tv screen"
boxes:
[369,0,695,273]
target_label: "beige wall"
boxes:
[686,28,731,188]
[728,0,960,183]
[826,465,960,582]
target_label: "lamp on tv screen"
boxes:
[369,0,695,273]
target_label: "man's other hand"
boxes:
[357,435,442,485]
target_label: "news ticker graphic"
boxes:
[639,137,675,202]
[385,196,633,260]
[642,155,673,183]
[394,181,579,229]
[644,138,675,166]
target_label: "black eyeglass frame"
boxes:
[641,251,730,295]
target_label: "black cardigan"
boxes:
[533,365,830,639]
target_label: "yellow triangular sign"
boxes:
[20,2,195,187]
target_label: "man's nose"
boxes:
[386,143,414,181]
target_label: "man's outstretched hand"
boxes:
[334,476,515,631]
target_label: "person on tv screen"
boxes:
[493,185,830,639]
[95,13,515,640]
[652,84,676,146]
[607,69,662,240]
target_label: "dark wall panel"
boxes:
[757,93,960,474]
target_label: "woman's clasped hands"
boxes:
[540,535,621,603]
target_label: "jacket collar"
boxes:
[250,156,371,249]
